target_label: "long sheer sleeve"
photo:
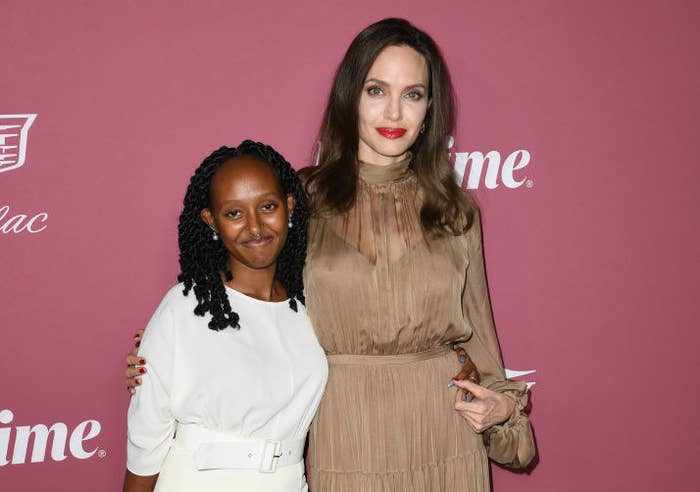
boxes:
[461,209,536,469]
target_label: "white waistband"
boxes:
[175,423,305,473]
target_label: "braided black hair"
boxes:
[177,140,308,330]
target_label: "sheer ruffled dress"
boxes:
[303,157,534,491]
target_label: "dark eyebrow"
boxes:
[364,78,426,91]
[220,192,281,206]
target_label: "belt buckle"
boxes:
[259,440,282,473]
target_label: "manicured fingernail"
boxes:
[458,355,466,363]
[464,394,473,402]
[447,380,455,388]
[139,367,146,374]
[135,341,140,348]
[139,359,145,365]
[135,378,141,384]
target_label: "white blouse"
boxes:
[127,284,328,476]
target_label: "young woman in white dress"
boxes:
[123,141,328,492]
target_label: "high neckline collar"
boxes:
[358,153,412,184]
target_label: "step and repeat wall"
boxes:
[2,1,698,490]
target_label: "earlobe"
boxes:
[200,208,215,229]
[286,194,295,218]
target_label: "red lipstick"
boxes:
[376,127,406,139]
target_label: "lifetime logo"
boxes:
[0,409,102,465]
[447,137,533,190]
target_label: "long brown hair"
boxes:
[305,17,474,236]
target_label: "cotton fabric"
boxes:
[127,284,328,490]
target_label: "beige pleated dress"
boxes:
[304,158,534,491]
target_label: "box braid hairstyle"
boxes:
[177,140,308,331]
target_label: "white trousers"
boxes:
[154,440,308,492]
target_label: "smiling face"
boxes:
[201,156,294,275]
[357,44,430,166]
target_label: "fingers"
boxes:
[454,403,485,433]
[128,376,142,388]
[126,354,144,366]
[454,396,489,433]
[463,362,479,383]
[125,365,146,378]
[456,366,478,386]
[125,351,146,394]
[127,377,142,391]
[452,378,486,397]
[454,386,487,413]
[454,389,514,433]
[452,367,469,381]
[125,330,146,396]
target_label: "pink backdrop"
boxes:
[2,1,698,490]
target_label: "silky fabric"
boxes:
[304,157,533,491]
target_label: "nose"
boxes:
[384,95,402,122]
[247,211,262,237]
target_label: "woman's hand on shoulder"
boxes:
[452,379,515,433]
[125,329,146,395]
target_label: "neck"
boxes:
[357,152,412,185]
[224,262,286,302]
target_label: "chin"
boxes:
[244,256,278,270]
[372,143,412,158]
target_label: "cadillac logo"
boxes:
[0,114,37,174]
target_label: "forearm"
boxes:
[123,470,158,492]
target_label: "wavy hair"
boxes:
[305,17,474,235]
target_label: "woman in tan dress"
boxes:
[127,17,535,491]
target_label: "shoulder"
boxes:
[147,283,197,326]
[157,282,192,309]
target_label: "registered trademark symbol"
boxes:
[526,179,534,188]
[98,449,107,458]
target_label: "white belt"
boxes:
[175,423,305,473]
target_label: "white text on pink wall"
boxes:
[448,137,533,190]
[0,205,48,234]
[0,409,102,465]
